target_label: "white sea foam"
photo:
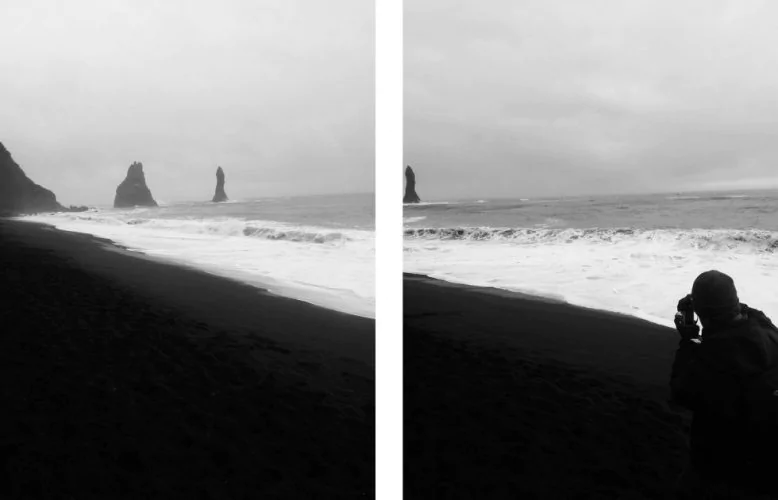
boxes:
[666,194,750,201]
[404,201,453,207]
[23,211,375,318]
[404,226,778,327]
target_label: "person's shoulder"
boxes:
[697,320,770,373]
[745,305,778,329]
[743,306,778,346]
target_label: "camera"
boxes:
[675,293,695,326]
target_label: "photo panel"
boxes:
[0,1,377,498]
[404,1,778,498]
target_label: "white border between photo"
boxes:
[376,0,403,497]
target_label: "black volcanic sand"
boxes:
[0,220,374,499]
[404,273,696,500]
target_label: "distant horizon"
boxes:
[403,172,778,203]
[70,190,376,209]
[4,140,374,207]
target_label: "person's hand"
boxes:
[674,316,700,341]
[675,295,699,340]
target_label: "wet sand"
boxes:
[404,273,692,499]
[0,219,374,499]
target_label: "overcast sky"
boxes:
[0,0,373,206]
[406,0,778,200]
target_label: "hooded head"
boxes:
[692,270,741,325]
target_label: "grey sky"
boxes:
[406,0,778,200]
[0,0,373,206]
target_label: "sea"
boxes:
[404,190,778,327]
[21,193,375,319]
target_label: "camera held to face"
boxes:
[676,294,695,326]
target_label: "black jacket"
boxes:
[670,304,778,491]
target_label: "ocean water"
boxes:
[404,190,778,327]
[22,193,375,318]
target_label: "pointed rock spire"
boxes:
[212,166,228,202]
[403,165,421,203]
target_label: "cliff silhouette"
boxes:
[212,166,228,202]
[0,142,63,215]
[114,162,158,208]
[404,165,421,203]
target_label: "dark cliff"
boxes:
[0,142,63,215]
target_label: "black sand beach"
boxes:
[0,219,374,499]
[404,273,692,499]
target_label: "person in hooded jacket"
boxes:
[671,270,778,498]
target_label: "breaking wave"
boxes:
[404,225,778,326]
[19,210,374,318]
[53,213,353,245]
[404,201,454,207]
[404,226,778,253]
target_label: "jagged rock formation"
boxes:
[212,166,228,202]
[0,142,63,215]
[114,162,157,208]
[403,165,421,203]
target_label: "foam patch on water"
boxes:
[404,226,778,327]
[404,201,453,207]
[22,211,375,318]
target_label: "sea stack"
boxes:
[212,166,228,202]
[114,161,158,208]
[0,142,63,215]
[403,165,421,203]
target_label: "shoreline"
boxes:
[14,216,375,320]
[404,272,690,498]
[0,219,374,498]
[405,271,671,327]
[6,219,375,363]
[404,272,677,389]
[402,260,682,327]
[14,210,375,320]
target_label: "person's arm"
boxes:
[670,296,702,410]
[669,301,741,415]
[670,338,743,418]
[670,337,702,410]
